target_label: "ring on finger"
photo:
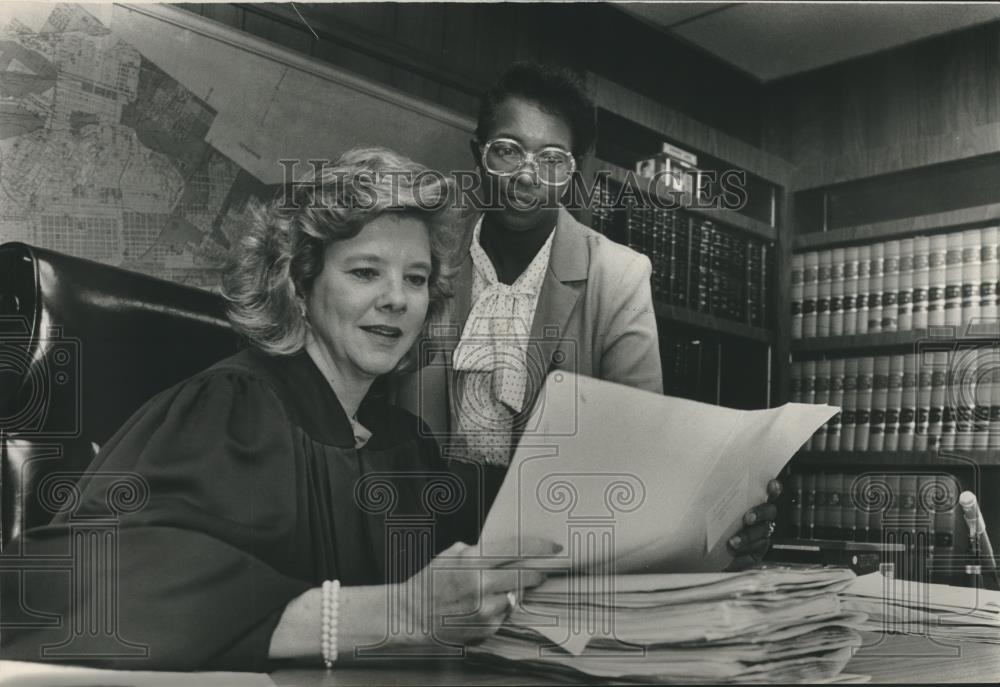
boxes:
[767,521,776,538]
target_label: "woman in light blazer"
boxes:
[395,61,780,568]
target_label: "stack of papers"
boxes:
[480,372,839,574]
[842,572,1000,643]
[473,567,870,683]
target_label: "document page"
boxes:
[479,372,838,573]
[0,661,276,687]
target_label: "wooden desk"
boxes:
[270,634,1000,685]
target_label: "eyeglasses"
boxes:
[480,138,576,185]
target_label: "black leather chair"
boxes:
[0,242,242,548]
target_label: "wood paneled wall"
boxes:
[181,2,764,147]
[764,21,1000,189]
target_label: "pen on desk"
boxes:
[958,491,1000,588]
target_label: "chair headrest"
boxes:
[0,242,242,445]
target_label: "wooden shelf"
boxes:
[793,201,1000,251]
[653,300,774,343]
[792,323,1000,353]
[792,329,922,353]
[792,450,1000,466]
[600,163,778,242]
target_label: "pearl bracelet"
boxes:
[320,579,341,668]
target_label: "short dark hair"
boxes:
[475,61,597,161]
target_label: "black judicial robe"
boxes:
[0,349,466,671]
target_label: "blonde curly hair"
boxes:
[223,147,457,371]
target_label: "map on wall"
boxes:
[0,3,274,288]
[0,3,474,289]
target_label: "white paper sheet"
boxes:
[478,372,838,573]
[0,661,275,687]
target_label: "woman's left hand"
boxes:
[725,479,782,571]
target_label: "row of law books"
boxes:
[791,352,1000,452]
[662,331,717,404]
[791,225,1000,339]
[592,180,770,326]
[788,471,960,549]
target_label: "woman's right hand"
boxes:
[399,539,557,647]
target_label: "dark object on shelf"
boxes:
[769,539,905,576]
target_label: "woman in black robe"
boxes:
[0,148,548,671]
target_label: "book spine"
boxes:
[817,250,832,337]
[813,359,831,451]
[844,472,860,542]
[928,352,948,450]
[791,472,804,538]
[915,354,933,451]
[954,348,977,451]
[760,243,770,327]
[791,253,805,339]
[790,361,803,404]
[899,474,919,577]
[830,247,846,337]
[883,473,901,547]
[828,472,844,540]
[855,244,871,334]
[788,360,803,403]
[843,246,859,336]
[803,359,817,450]
[803,251,819,338]
[927,234,948,327]
[940,350,957,451]
[870,355,890,451]
[962,228,982,328]
[899,353,917,451]
[695,220,712,314]
[868,242,884,333]
[672,214,690,307]
[850,473,868,542]
[815,472,829,538]
[804,472,817,539]
[912,235,930,330]
[918,473,938,568]
[867,473,885,545]
[978,346,995,450]
[992,356,1000,451]
[933,473,958,552]
[841,357,859,450]
[897,238,914,332]
[828,357,845,450]
[854,357,874,450]
[882,241,900,332]
[884,354,904,451]
[943,231,964,327]
[981,226,999,323]
[650,209,665,301]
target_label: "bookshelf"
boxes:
[785,151,1000,583]
[793,202,1000,251]
[600,162,777,242]
[794,450,1000,467]
[581,71,998,584]
[652,301,774,344]
[578,111,785,408]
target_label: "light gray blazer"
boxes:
[394,206,663,445]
